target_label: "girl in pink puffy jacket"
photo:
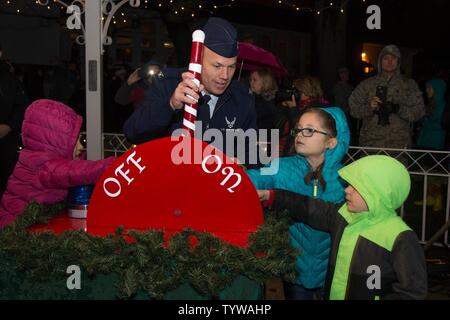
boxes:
[0,99,115,228]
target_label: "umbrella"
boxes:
[237,42,288,78]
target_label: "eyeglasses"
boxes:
[291,127,330,137]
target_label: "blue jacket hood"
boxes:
[427,78,447,102]
[322,107,351,172]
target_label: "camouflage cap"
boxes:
[379,45,401,59]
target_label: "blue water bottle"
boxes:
[67,185,94,219]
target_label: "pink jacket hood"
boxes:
[22,99,83,160]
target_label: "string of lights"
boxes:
[1,0,359,19]
[0,0,355,45]
[273,0,351,15]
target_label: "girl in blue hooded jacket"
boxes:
[416,78,447,150]
[247,107,350,299]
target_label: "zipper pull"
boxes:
[313,179,318,198]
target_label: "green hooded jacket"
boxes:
[273,155,428,300]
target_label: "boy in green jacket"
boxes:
[259,155,427,299]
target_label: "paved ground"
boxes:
[426,246,450,300]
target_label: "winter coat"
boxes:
[416,78,447,150]
[349,45,425,148]
[246,107,350,289]
[253,94,280,131]
[0,60,27,134]
[0,99,115,228]
[114,80,148,108]
[253,94,282,148]
[273,155,428,300]
[333,80,354,114]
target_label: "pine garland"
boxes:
[0,202,298,299]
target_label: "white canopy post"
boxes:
[85,0,103,160]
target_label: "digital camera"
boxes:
[138,61,162,83]
[276,86,301,103]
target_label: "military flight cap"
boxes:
[202,17,238,58]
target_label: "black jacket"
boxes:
[254,95,280,130]
[0,61,27,134]
[273,190,428,300]
[114,81,148,107]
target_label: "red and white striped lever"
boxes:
[182,30,205,136]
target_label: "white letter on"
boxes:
[220,167,242,193]
[103,177,121,198]
[202,155,222,174]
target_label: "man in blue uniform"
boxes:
[123,17,257,164]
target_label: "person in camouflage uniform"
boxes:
[349,45,425,148]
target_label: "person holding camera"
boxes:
[349,45,425,148]
[114,61,162,109]
[280,76,330,155]
[281,76,329,126]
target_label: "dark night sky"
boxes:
[346,0,450,51]
[1,0,448,75]
[218,0,450,51]
[214,0,450,78]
